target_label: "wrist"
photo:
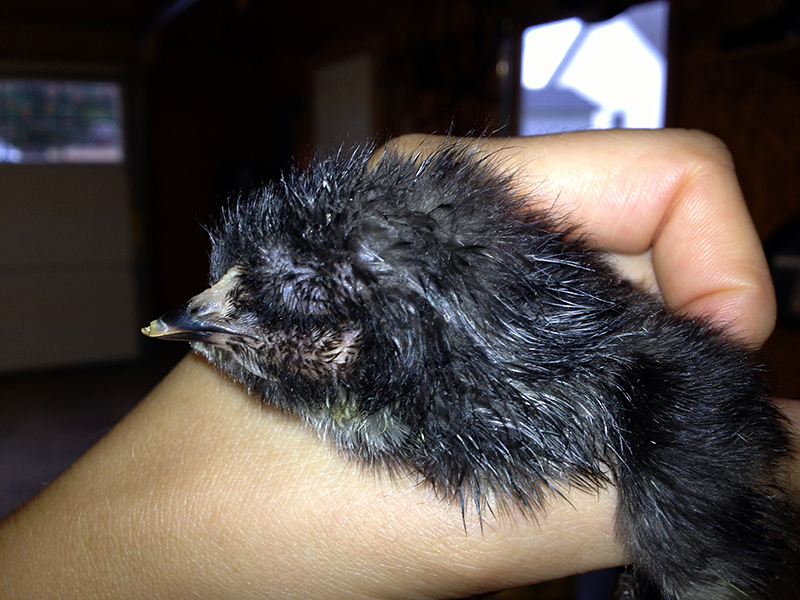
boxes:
[0,354,623,599]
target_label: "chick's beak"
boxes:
[141,266,251,343]
[141,304,222,342]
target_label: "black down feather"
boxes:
[145,140,798,600]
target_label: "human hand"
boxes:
[0,129,782,599]
[387,129,776,348]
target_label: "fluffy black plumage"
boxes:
[144,141,797,600]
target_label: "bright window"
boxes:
[518,1,669,135]
[0,80,124,163]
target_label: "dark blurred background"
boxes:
[1,1,799,597]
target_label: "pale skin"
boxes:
[1,129,795,599]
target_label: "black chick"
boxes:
[143,141,797,600]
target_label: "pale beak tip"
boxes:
[141,319,165,337]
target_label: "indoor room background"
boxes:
[1,1,799,598]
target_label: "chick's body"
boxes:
[145,143,796,600]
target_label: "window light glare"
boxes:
[521,18,583,90]
[559,19,665,128]
[518,1,669,136]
